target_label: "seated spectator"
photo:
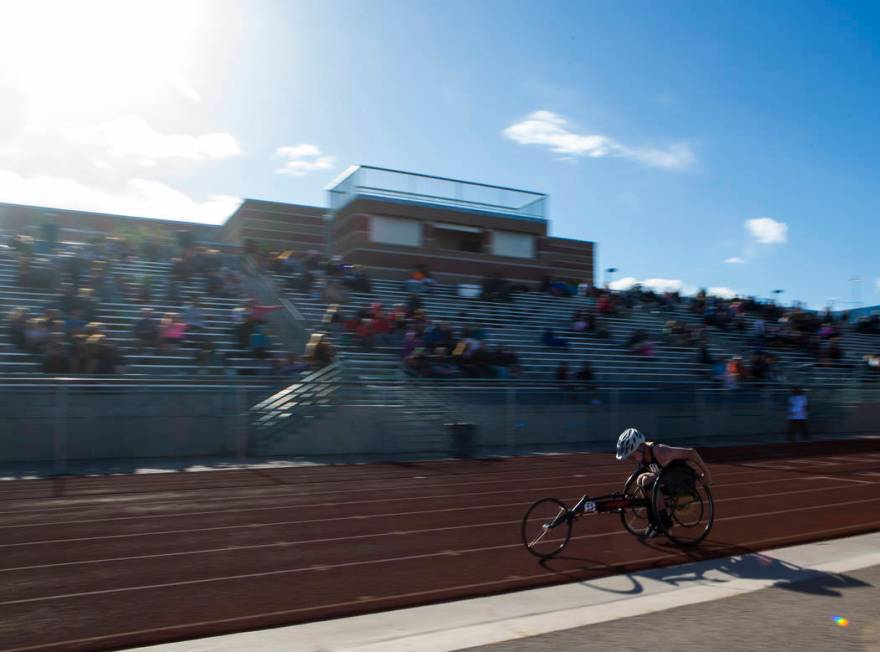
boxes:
[697,343,714,365]
[249,325,272,360]
[481,273,512,302]
[575,360,598,390]
[183,297,208,335]
[7,307,28,350]
[542,328,570,350]
[343,265,371,292]
[245,299,282,324]
[194,339,218,373]
[77,287,99,321]
[63,310,89,336]
[321,278,349,304]
[159,313,186,350]
[625,329,655,358]
[555,360,572,390]
[91,336,126,374]
[280,353,310,375]
[137,275,153,303]
[54,283,79,315]
[42,340,69,374]
[406,264,437,293]
[222,267,244,297]
[166,279,182,305]
[305,333,335,369]
[571,311,588,332]
[287,269,316,293]
[24,318,49,353]
[133,308,159,353]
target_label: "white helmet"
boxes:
[616,427,646,460]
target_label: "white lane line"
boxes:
[3,494,880,608]
[2,481,870,572]
[805,476,874,485]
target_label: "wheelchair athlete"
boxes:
[616,427,713,538]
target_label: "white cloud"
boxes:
[708,287,738,299]
[724,256,746,264]
[608,276,737,298]
[608,276,640,291]
[502,110,695,170]
[77,116,242,162]
[275,144,336,176]
[0,168,240,224]
[609,277,686,293]
[745,217,788,245]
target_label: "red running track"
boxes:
[1,439,880,652]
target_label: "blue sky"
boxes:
[0,0,877,308]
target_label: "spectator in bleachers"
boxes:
[625,329,655,358]
[194,338,218,374]
[7,307,29,350]
[159,313,186,351]
[724,356,744,390]
[183,297,208,337]
[481,273,513,302]
[113,273,134,301]
[87,334,127,374]
[542,328,570,350]
[305,332,335,369]
[64,308,87,337]
[42,338,68,374]
[68,334,88,373]
[575,359,597,391]
[24,318,49,353]
[249,325,272,359]
[245,298,282,324]
[287,269,316,293]
[166,278,182,305]
[406,264,436,293]
[554,360,572,392]
[77,287,99,321]
[571,311,588,332]
[222,267,244,297]
[343,265,371,292]
[280,353,310,375]
[321,278,349,304]
[137,275,153,303]
[133,308,159,354]
[597,294,615,315]
[304,250,322,272]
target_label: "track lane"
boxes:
[1,441,879,652]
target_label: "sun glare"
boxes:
[0,0,207,115]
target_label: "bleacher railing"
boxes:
[326,165,547,220]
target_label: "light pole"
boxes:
[772,289,784,305]
[849,276,862,310]
[605,267,618,288]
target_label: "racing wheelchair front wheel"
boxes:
[521,497,573,559]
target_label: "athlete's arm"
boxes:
[654,445,713,485]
